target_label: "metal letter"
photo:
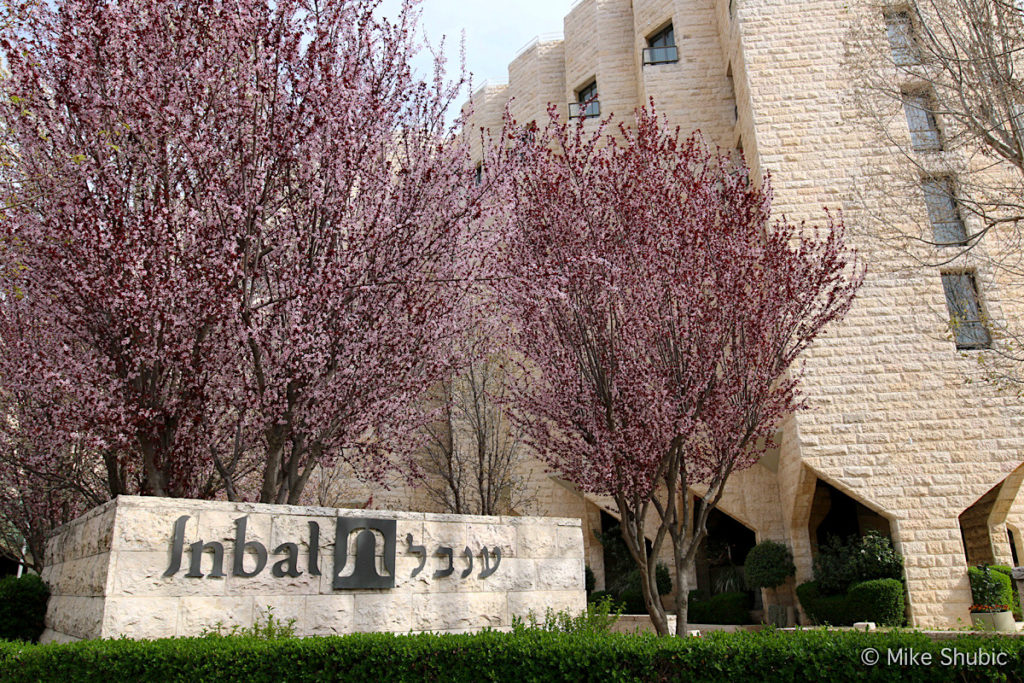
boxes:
[271,542,302,578]
[433,546,454,578]
[185,539,225,578]
[232,516,268,578]
[333,517,396,589]
[480,546,501,579]
[163,515,190,577]
[407,533,427,577]
[460,546,473,578]
[308,521,321,576]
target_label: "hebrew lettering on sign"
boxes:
[406,534,427,577]
[433,546,454,578]
[480,546,501,578]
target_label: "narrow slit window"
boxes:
[903,92,943,152]
[922,176,966,245]
[941,272,991,349]
[885,11,919,66]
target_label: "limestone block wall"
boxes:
[41,496,585,642]
[40,499,118,642]
[735,0,1024,626]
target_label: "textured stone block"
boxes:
[45,497,584,639]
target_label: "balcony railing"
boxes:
[568,100,601,118]
[642,45,678,65]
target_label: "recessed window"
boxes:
[727,64,738,123]
[885,11,920,66]
[902,91,943,152]
[941,272,991,349]
[643,24,678,65]
[922,176,966,245]
[569,80,600,118]
[474,163,483,186]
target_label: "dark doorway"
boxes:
[693,499,758,606]
[809,480,891,552]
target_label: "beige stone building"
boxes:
[445,0,1024,629]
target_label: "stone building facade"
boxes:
[452,0,1024,629]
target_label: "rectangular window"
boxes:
[922,176,966,245]
[643,24,678,65]
[569,80,600,118]
[885,11,919,66]
[941,272,991,349]
[903,92,943,151]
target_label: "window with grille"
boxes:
[922,176,966,245]
[885,11,919,66]
[903,92,943,151]
[941,272,990,349]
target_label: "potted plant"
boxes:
[969,565,1016,632]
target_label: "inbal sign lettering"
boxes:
[163,515,321,579]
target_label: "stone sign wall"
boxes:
[41,496,585,642]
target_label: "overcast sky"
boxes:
[378,0,574,88]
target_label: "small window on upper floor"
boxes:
[474,163,483,186]
[727,64,738,123]
[885,11,920,66]
[569,80,600,119]
[902,91,943,152]
[941,272,991,350]
[643,24,678,65]
[921,176,966,245]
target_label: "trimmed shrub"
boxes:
[797,580,854,626]
[745,540,795,589]
[0,574,49,642]
[969,565,1014,611]
[847,578,905,626]
[989,565,1021,619]
[2,629,1023,682]
[812,537,859,595]
[850,531,903,584]
[813,532,903,596]
[688,591,752,625]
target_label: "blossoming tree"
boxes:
[498,106,863,634]
[0,0,503,551]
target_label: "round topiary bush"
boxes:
[745,540,796,589]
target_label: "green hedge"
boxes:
[848,579,905,627]
[988,566,1021,620]
[2,629,1024,682]
[0,574,49,642]
[969,567,1014,612]
[797,581,854,626]
[798,580,904,627]
[689,591,752,625]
